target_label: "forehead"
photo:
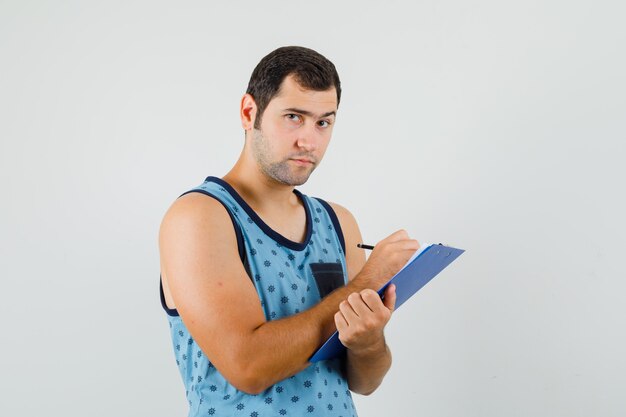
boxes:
[268,75,338,113]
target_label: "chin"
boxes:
[265,166,315,187]
[280,177,309,186]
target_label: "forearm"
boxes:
[346,339,392,395]
[239,274,376,393]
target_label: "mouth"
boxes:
[290,158,315,165]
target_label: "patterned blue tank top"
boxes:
[160,176,358,417]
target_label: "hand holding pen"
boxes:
[354,230,420,288]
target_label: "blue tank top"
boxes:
[160,176,358,417]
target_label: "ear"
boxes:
[240,93,257,131]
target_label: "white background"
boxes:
[1,1,625,416]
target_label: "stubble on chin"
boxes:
[251,129,316,186]
[265,160,316,186]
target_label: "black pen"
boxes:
[356,243,375,250]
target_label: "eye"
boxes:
[318,120,332,128]
[286,114,301,122]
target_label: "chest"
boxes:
[240,222,346,321]
[255,206,308,244]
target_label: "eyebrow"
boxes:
[283,108,336,119]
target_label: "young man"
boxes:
[159,46,419,416]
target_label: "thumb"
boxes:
[383,284,397,312]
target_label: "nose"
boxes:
[296,137,314,152]
[296,125,318,152]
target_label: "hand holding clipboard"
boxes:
[310,242,465,362]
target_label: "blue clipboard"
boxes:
[309,243,465,362]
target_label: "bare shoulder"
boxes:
[326,201,356,225]
[325,201,366,280]
[161,191,232,231]
[326,201,361,242]
[159,191,242,308]
[159,190,241,282]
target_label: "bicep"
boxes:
[159,194,265,378]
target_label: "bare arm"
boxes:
[159,193,417,395]
[330,202,407,395]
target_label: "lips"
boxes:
[290,158,315,165]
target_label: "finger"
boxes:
[334,311,348,332]
[382,284,397,312]
[347,292,374,318]
[339,298,359,323]
[359,289,385,313]
[386,239,421,252]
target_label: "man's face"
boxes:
[250,75,337,186]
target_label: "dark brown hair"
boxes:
[246,46,341,129]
